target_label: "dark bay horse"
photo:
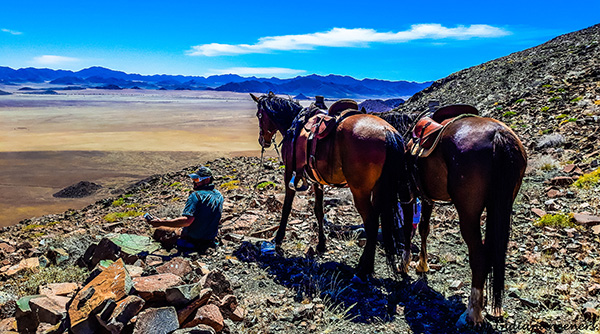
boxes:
[251,92,413,280]
[387,105,527,326]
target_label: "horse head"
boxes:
[251,92,278,148]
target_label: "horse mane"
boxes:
[258,93,304,133]
[379,111,419,140]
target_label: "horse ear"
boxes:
[250,93,259,103]
[361,107,366,113]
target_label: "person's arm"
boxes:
[149,216,195,228]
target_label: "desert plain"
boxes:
[0,88,276,226]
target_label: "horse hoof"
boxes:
[415,262,429,273]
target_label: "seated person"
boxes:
[147,166,224,253]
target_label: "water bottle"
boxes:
[412,199,421,229]
[260,241,276,256]
[143,213,155,222]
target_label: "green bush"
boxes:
[502,111,517,118]
[541,106,550,112]
[535,213,579,229]
[104,211,143,222]
[573,168,600,189]
[548,96,562,102]
[16,266,89,296]
[112,198,125,207]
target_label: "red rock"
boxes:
[177,288,213,326]
[125,265,144,278]
[563,164,576,173]
[146,255,163,266]
[229,306,245,322]
[97,295,145,333]
[546,189,561,198]
[0,242,15,253]
[133,307,179,334]
[531,208,547,218]
[68,259,133,334]
[39,283,78,297]
[220,294,238,313]
[547,176,574,186]
[30,295,70,325]
[200,271,232,298]
[156,258,193,277]
[3,257,39,276]
[573,213,600,226]
[133,273,183,302]
[183,304,224,332]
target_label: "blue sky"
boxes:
[0,0,598,82]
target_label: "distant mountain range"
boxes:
[0,66,431,99]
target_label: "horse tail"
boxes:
[378,129,411,273]
[487,128,526,314]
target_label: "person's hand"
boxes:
[149,218,162,227]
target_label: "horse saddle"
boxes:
[408,104,479,158]
[292,105,364,188]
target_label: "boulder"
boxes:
[68,259,133,334]
[133,307,179,334]
[39,283,78,297]
[200,270,232,298]
[97,295,145,334]
[2,257,40,276]
[183,304,224,332]
[132,273,183,303]
[156,257,193,277]
[166,284,202,306]
[15,295,44,334]
[29,295,70,325]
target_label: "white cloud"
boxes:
[2,28,22,35]
[207,67,306,77]
[33,55,80,65]
[188,24,510,56]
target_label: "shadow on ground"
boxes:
[234,241,502,333]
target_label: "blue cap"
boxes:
[189,166,213,182]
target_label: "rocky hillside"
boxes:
[1,24,600,334]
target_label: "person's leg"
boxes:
[152,226,182,250]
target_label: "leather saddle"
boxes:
[289,100,363,190]
[407,104,479,158]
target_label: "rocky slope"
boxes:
[1,24,600,333]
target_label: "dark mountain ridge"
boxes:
[0,66,431,98]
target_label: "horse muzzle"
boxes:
[259,136,272,148]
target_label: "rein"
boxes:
[220,147,266,228]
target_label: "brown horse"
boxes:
[251,92,413,280]
[387,105,527,326]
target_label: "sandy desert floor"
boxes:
[0,89,279,226]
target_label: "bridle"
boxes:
[257,109,277,148]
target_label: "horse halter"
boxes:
[257,109,277,148]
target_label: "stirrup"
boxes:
[288,171,309,192]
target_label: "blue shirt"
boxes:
[181,185,224,241]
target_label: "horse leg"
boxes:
[416,201,434,273]
[353,190,378,279]
[274,181,296,248]
[456,207,486,326]
[399,202,413,274]
[313,184,326,253]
